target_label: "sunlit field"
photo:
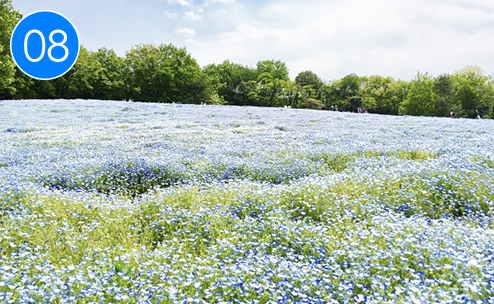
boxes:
[1,99,494,303]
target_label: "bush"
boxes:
[303,98,324,110]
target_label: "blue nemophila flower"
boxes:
[0,100,494,302]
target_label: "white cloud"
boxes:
[184,11,202,21]
[168,0,191,6]
[51,0,494,80]
[204,0,235,4]
[176,27,196,36]
[163,10,177,19]
[184,0,494,81]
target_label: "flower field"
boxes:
[1,99,494,303]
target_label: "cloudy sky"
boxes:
[11,0,494,81]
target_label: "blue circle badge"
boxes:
[10,11,80,80]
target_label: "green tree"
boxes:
[248,76,288,107]
[7,69,35,99]
[452,66,494,118]
[0,0,21,99]
[394,80,411,113]
[247,60,292,107]
[89,48,130,100]
[48,45,101,99]
[26,78,56,99]
[203,60,258,105]
[256,60,289,81]
[487,76,494,119]
[279,79,303,108]
[6,45,110,100]
[362,76,404,115]
[399,72,436,116]
[433,74,455,117]
[125,43,205,103]
[295,71,323,98]
[348,96,363,112]
[187,70,219,104]
[321,73,363,111]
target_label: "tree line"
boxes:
[1,0,493,118]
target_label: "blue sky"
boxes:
[11,0,494,81]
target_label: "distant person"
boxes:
[450,109,455,118]
[321,105,326,111]
[357,107,362,113]
[364,109,368,114]
[476,109,483,119]
[331,106,334,111]
[335,105,338,112]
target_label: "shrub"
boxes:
[303,98,324,110]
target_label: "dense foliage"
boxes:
[2,0,494,119]
[1,99,494,303]
[0,0,21,98]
